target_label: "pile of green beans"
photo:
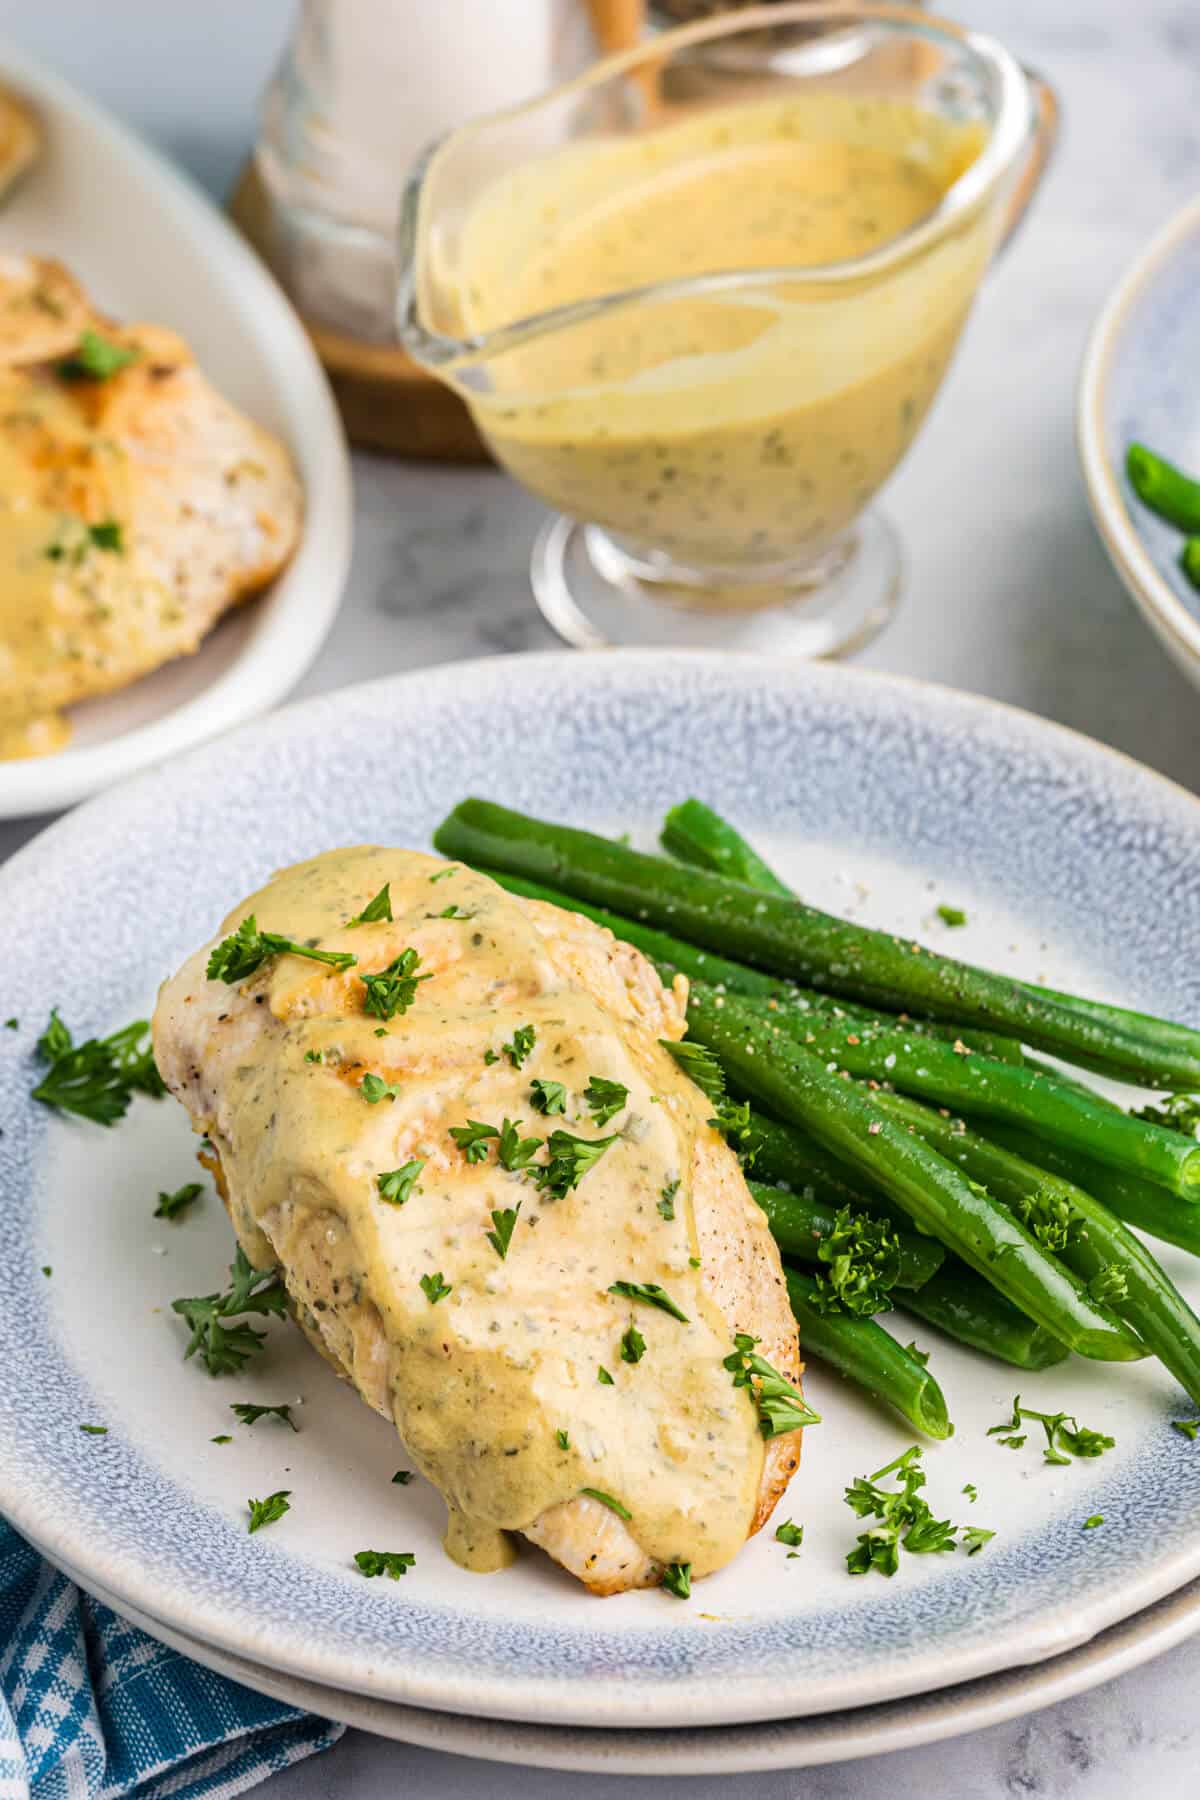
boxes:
[434,795,1200,1427]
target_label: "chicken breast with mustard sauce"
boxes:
[153,848,807,1593]
[0,259,302,759]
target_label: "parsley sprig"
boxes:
[420,1271,452,1304]
[154,1181,203,1221]
[171,1247,288,1376]
[231,1402,297,1431]
[609,1280,689,1323]
[58,328,138,381]
[486,1205,521,1260]
[450,1119,500,1163]
[661,1561,691,1599]
[499,1118,541,1172]
[661,1038,725,1102]
[725,1333,820,1438]
[378,1160,423,1205]
[360,948,428,1021]
[987,1396,1114,1465]
[810,1206,903,1317]
[355,1549,415,1579]
[537,1128,617,1198]
[503,1024,537,1068]
[584,1076,628,1127]
[247,1490,291,1533]
[530,1078,567,1116]
[346,883,393,926]
[207,915,356,984]
[32,1009,164,1125]
[845,1446,992,1575]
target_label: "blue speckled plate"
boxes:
[1079,196,1200,689]
[3,652,1200,1732]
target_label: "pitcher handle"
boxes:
[995,66,1060,256]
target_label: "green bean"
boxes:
[1127,441,1200,533]
[746,1180,945,1291]
[985,1123,1200,1259]
[433,800,1200,1087]
[1183,538,1200,591]
[684,984,1141,1361]
[480,865,1020,1060]
[785,1268,952,1438]
[660,798,792,894]
[898,1266,1069,1371]
[737,1002,1200,1199]
[874,1091,1200,1404]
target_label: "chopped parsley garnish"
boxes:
[154,1181,203,1221]
[503,1024,536,1069]
[171,1246,287,1376]
[597,1365,614,1386]
[361,1073,401,1105]
[378,1160,423,1206]
[230,1402,297,1431]
[537,1129,618,1198]
[988,1396,1114,1465]
[79,1423,107,1435]
[360,948,427,1021]
[31,1008,164,1125]
[498,1117,541,1173]
[247,1490,291,1533]
[346,883,392,926]
[429,866,456,883]
[5,1017,18,1029]
[41,1266,51,1277]
[774,1519,804,1548]
[609,1280,689,1323]
[619,1322,646,1364]
[305,1049,324,1063]
[962,1483,978,1503]
[661,1038,725,1103]
[392,1469,413,1484]
[483,1049,499,1065]
[555,1429,570,1451]
[661,1561,691,1599]
[486,1204,520,1260]
[419,1271,452,1305]
[58,328,138,381]
[845,1446,989,1576]
[1086,1263,1129,1306]
[936,905,967,927]
[207,915,356,984]
[1173,1419,1199,1441]
[580,1487,631,1520]
[1083,1515,1104,1531]
[1131,1093,1200,1137]
[88,519,124,553]
[450,1119,500,1163]
[211,1435,232,1445]
[530,1078,567,1116]
[584,1075,628,1127]
[355,1549,415,1579]
[725,1333,820,1438]
[810,1206,903,1316]
[439,905,473,920]
[657,1179,679,1221]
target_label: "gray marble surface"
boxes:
[3,0,1200,1792]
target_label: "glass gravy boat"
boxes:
[398,3,1054,655]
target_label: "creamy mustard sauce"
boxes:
[443,95,989,570]
[191,848,767,1577]
[0,371,139,759]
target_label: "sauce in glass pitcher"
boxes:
[450,94,989,571]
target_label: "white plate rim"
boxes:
[0,35,353,818]
[1077,192,1200,680]
[51,1550,1200,1776]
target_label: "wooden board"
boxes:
[227,159,490,462]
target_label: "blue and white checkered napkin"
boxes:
[0,1520,343,1800]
